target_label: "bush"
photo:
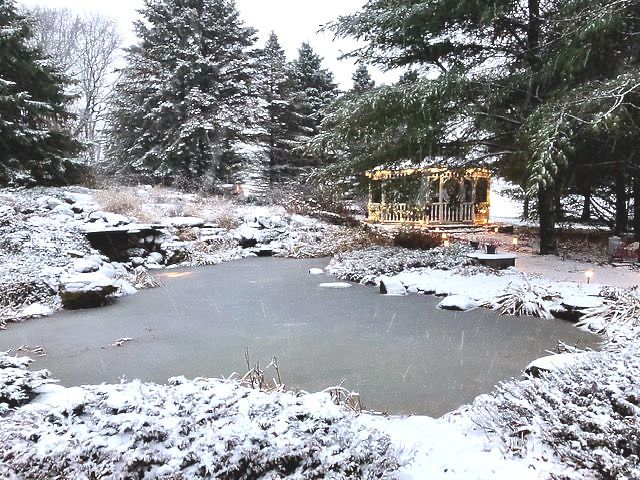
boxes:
[0,377,402,479]
[327,243,473,284]
[393,229,443,250]
[472,345,640,479]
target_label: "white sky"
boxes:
[17,0,398,89]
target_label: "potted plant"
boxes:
[485,239,500,254]
[469,237,480,250]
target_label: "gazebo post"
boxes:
[438,174,444,223]
[471,177,477,223]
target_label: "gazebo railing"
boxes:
[369,202,477,224]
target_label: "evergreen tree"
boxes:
[318,0,640,253]
[255,32,296,182]
[0,0,79,186]
[287,42,338,168]
[351,64,375,93]
[108,0,255,186]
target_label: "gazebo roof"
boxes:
[366,160,491,181]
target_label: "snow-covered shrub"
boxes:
[328,243,473,284]
[488,279,555,319]
[0,353,51,416]
[579,286,640,336]
[0,378,402,479]
[472,346,640,479]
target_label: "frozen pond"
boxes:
[0,257,599,416]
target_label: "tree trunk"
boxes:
[614,162,628,234]
[581,184,591,221]
[523,194,530,220]
[634,175,640,240]
[538,184,557,254]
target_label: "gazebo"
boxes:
[366,166,491,226]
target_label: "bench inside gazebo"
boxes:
[366,166,491,226]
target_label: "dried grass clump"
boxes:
[393,229,443,250]
[579,286,640,335]
[488,278,555,319]
[123,267,160,290]
[236,349,365,414]
[94,187,142,217]
[211,211,240,230]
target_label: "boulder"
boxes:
[234,224,260,248]
[59,272,118,309]
[524,352,592,377]
[51,204,74,217]
[379,276,407,296]
[21,303,53,319]
[437,294,479,312]
[309,268,324,275]
[73,258,101,273]
[147,252,164,264]
[162,216,205,228]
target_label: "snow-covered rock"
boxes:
[51,204,74,217]
[379,276,407,296]
[59,271,118,309]
[162,216,205,228]
[524,352,593,375]
[21,303,53,319]
[438,294,480,311]
[561,295,603,310]
[147,252,164,264]
[88,211,130,226]
[73,258,101,273]
[309,268,324,275]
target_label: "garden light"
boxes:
[585,270,594,284]
[512,237,518,247]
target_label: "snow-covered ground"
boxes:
[2,185,640,479]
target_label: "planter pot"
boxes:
[470,240,480,250]
[486,245,497,254]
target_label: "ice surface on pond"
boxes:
[0,257,600,416]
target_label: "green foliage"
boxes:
[0,0,80,186]
[319,0,640,251]
[351,64,375,93]
[107,0,255,185]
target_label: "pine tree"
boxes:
[0,0,80,186]
[108,0,255,186]
[254,32,296,182]
[319,0,640,253]
[351,64,375,93]
[287,42,338,168]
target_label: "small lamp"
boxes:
[585,270,594,284]
[512,237,518,247]
[443,239,450,247]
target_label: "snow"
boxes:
[318,282,352,289]
[3,186,640,478]
[308,267,324,275]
